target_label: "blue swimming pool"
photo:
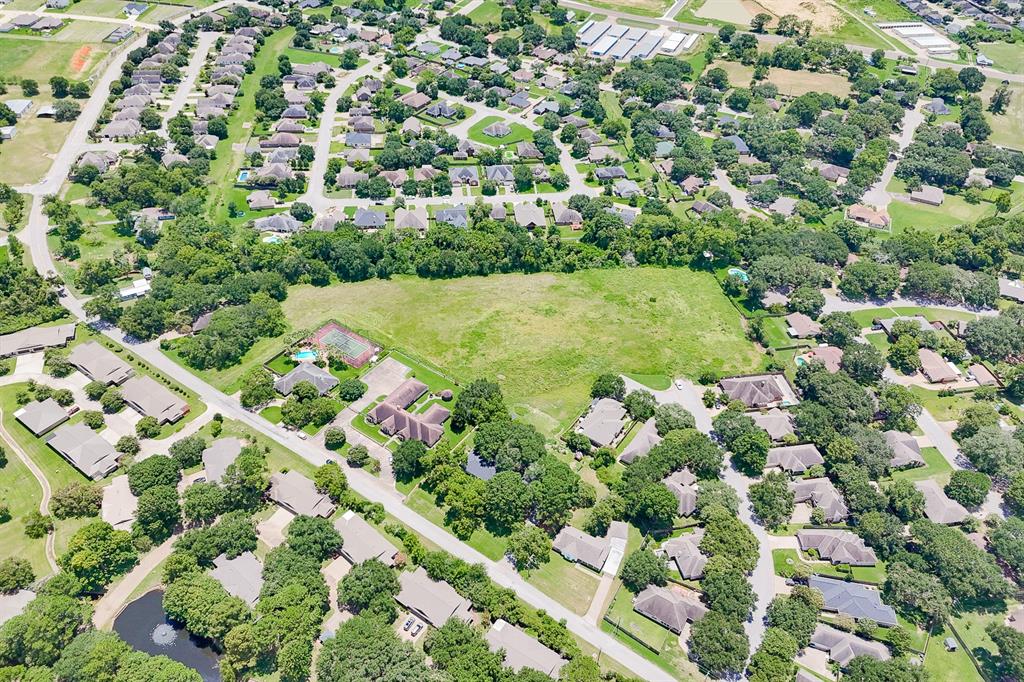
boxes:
[237,170,250,182]
[727,267,749,283]
[294,349,318,361]
[262,235,282,244]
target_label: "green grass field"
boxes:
[280,269,761,434]
[467,116,534,146]
[466,0,503,22]
[982,79,1024,150]
[890,446,953,483]
[977,42,1024,75]
[925,623,985,682]
[888,193,994,235]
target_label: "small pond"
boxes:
[113,589,221,681]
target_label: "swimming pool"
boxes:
[237,170,250,182]
[262,235,282,244]
[727,267,749,283]
[294,349,318,361]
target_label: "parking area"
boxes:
[396,612,427,642]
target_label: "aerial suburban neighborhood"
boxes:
[0,0,1023,678]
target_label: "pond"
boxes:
[113,589,221,681]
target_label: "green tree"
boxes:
[944,470,990,508]
[748,471,794,529]
[687,611,749,677]
[590,373,625,401]
[57,521,137,592]
[169,435,206,469]
[182,482,226,525]
[452,379,506,429]
[392,439,427,481]
[128,455,180,496]
[286,515,343,561]
[338,558,399,618]
[317,613,431,681]
[701,558,756,619]
[623,390,657,421]
[135,485,180,543]
[619,548,668,593]
[0,557,34,593]
[483,471,533,531]
[654,403,695,436]
[314,462,348,502]
[505,524,551,570]
[49,482,101,519]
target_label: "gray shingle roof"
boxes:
[809,575,897,626]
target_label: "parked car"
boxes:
[403,617,414,631]
[412,623,423,636]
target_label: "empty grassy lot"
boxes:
[0,33,110,81]
[0,86,74,186]
[714,60,853,97]
[977,42,1024,74]
[580,0,673,17]
[282,268,761,434]
[466,0,503,22]
[982,79,1024,150]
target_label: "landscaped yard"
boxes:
[524,551,601,615]
[0,383,112,577]
[467,116,534,146]
[280,268,762,435]
[601,585,700,680]
[771,548,887,584]
[925,623,985,682]
[890,446,953,483]
[888,195,994,235]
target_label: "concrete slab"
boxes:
[14,353,44,375]
[257,507,294,549]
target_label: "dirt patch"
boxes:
[695,0,755,24]
[70,45,92,74]
[756,0,842,31]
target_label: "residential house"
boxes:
[449,166,480,186]
[201,438,243,484]
[797,529,877,565]
[46,422,119,480]
[884,430,924,469]
[0,325,76,358]
[486,620,566,677]
[68,341,133,385]
[395,207,429,230]
[366,379,449,447]
[551,202,582,228]
[210,552,264,607]
[485,165,515,186]
[254,213,303,233]
[435,206,468,228]
[910,185,944,206]
[790,478,848,522]
[919,348,959,383]
[269,470,336,517]
[395,567,473,626]
[632,586,707,634]
[353,208,386,229]
[512,203,546,229]
[121,375,188,424]
[274,363,338,396]
[334,509,399,566]
[846,204,890,229]
[576,398,628,447]
[785,312,821,339]
[661,528,707,579]
[14,399,69,436]
[810,624,890,667]
[751,408,795,442]
[719,374,795,409]
[483,121,512,138]
[915,479,969,524]
[809,575,897,626]
[766,444,824,474]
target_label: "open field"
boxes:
[579,0,673,17]
[925,623,985,682]
[982,79,1024,150]
[280,269,762,434]
[525,552,601,614]
[694,0,756,24]
[0,86,74,186]
[0,32,110,81]
[466,0,503,22]
[977,42,1024,75]
[714,61,852,97]
[48,0,137,17]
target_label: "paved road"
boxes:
[820,290,998,317]
[862,105,925,209]
[160,30,220,134]
[85,336,671,680]
[633,377,774,654]
[92,533,177,629]
[0,410,59,574]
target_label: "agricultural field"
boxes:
[281,268,762,434]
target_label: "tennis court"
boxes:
[311,322,377,367]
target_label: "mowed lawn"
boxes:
[978,42,1024,74]
[467,116,534,146]
[282,268,761,433]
